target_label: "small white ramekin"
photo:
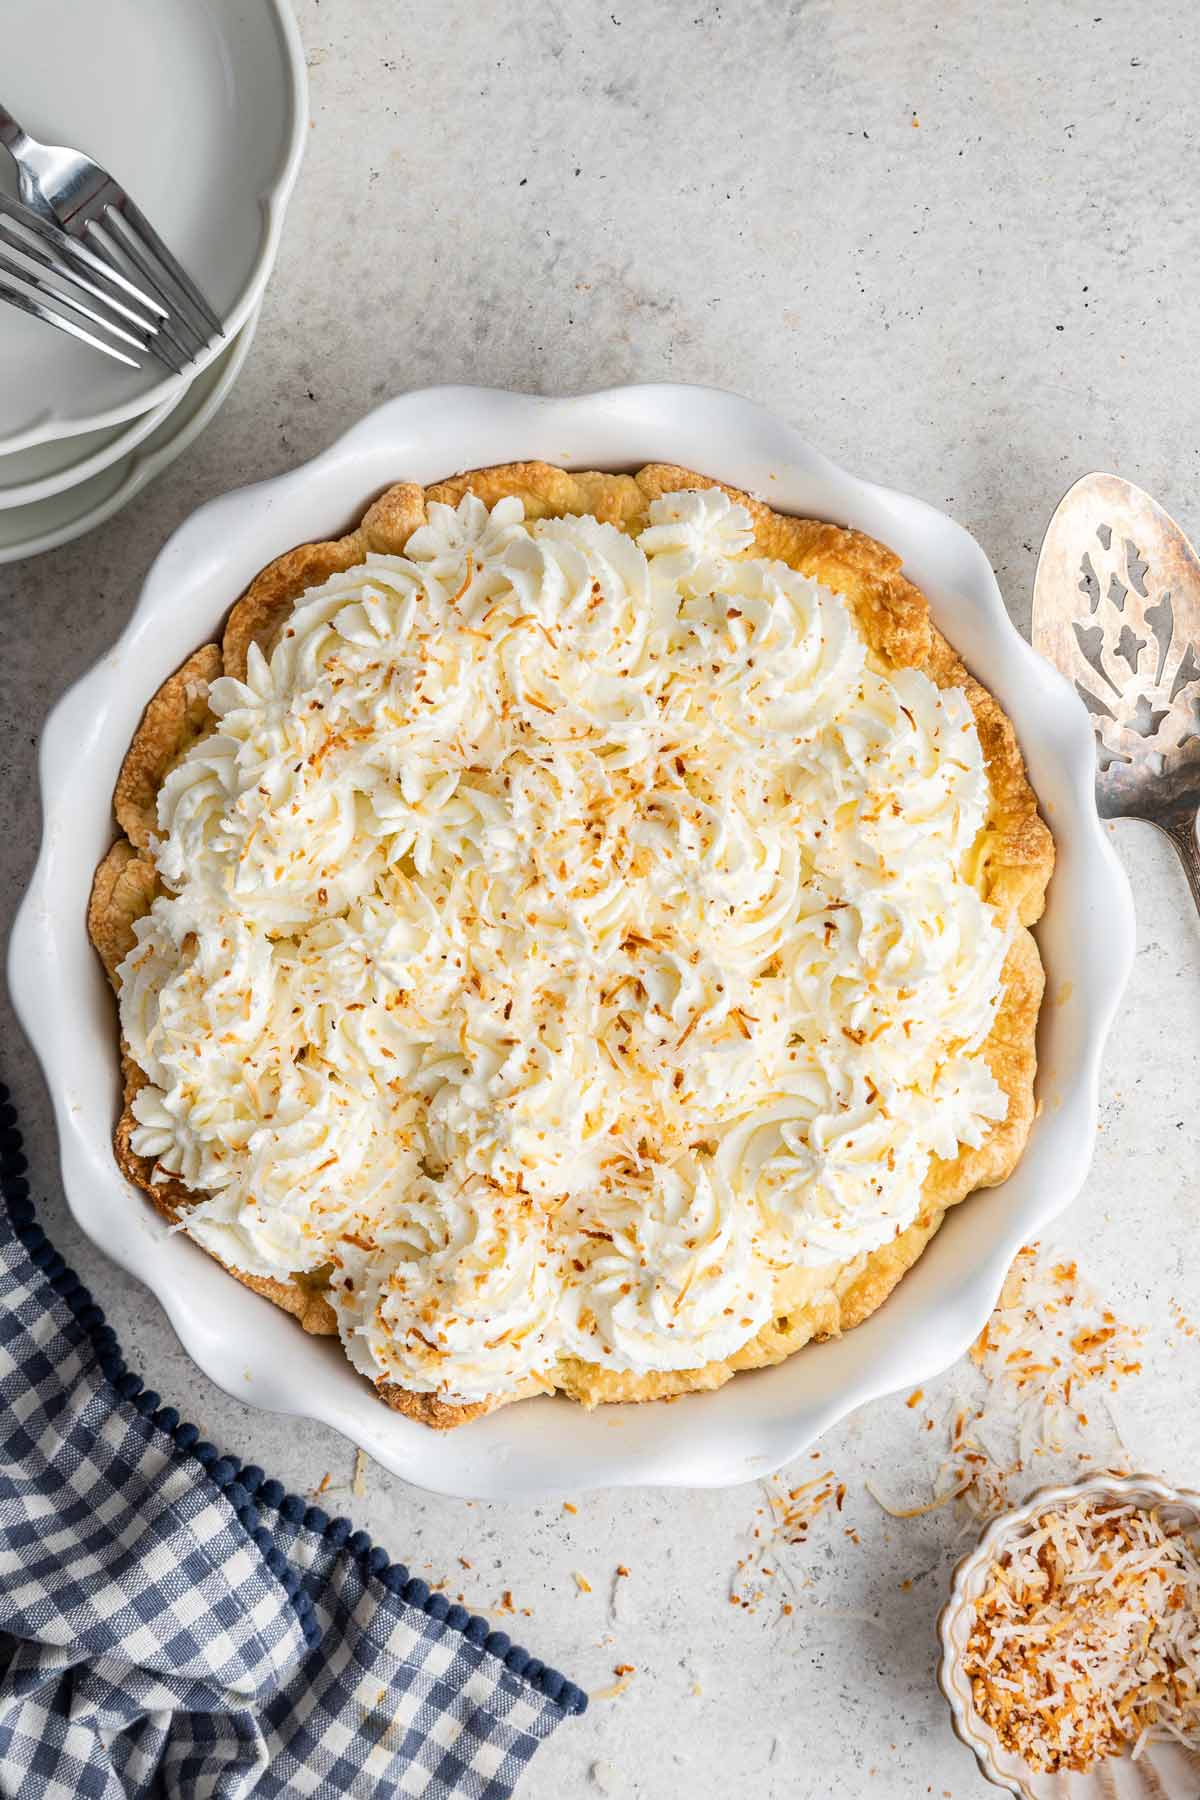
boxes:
[938,1472,1200,1799]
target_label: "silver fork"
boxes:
[0,192,167,369]
[0,100,223,364]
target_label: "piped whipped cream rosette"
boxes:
[117,485,1012,1407]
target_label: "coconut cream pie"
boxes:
[88,463,1053,1428]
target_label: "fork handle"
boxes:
[1162,815,1200,920]
[0,101,34,154]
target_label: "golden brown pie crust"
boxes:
[89,463,1054,1429]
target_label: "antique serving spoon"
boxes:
[1033,471,1200,916]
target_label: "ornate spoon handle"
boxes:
[1162,815,1200,919]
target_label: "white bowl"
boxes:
[8,385,1135,1500]
[0,307,259,565]
[0,0,306,454]
[938,1473,1200,1798]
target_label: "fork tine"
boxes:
[127,299,189,374]
[0,191,167,320]
[112,197,224,340]
[87,212,208,357]
[0,241,151,354]
[129,310,187,375]
[0,217,161,339]
[149,314,195,375]
[0,270,140,368]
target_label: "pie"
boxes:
[88,463,1054,1429]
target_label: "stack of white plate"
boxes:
[0,0,306,565]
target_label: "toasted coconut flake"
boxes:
[590,1675,634,1701]
[866,1479,966,1519]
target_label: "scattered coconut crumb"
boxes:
[590,1673,634,1700]
[875,1244,1146,1530]
[866,1478,961,1520]
[964,1495,1200,1773]
[971,1247,1143,1420]
[590,1758,618,1792]
[352,1449,368,1498]
[1171,1300,1198,1340]
[609,1563,635,1624]
[769,1467,844,1542]
[867,1400,1015,1527]
[729,1465,843,1610]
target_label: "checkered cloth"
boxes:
[0,1082,584,1798]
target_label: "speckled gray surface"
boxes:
[2,3,1198,1794]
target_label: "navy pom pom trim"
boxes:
[0,1081,586,1715]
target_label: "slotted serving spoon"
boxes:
[1033,472,1200,916]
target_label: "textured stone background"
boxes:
[2,2,1198,1794]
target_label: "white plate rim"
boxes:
[0,306,260,564]
[0,388,180,511]
[7,384,1136,1499]
[0,0,306,456]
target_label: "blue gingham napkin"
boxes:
[0,1081,584,1798]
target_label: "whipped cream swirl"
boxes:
[118,485,1010,1404]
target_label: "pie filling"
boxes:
[118,487,1010,1404]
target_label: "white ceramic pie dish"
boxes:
[7,384,1135,1500]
